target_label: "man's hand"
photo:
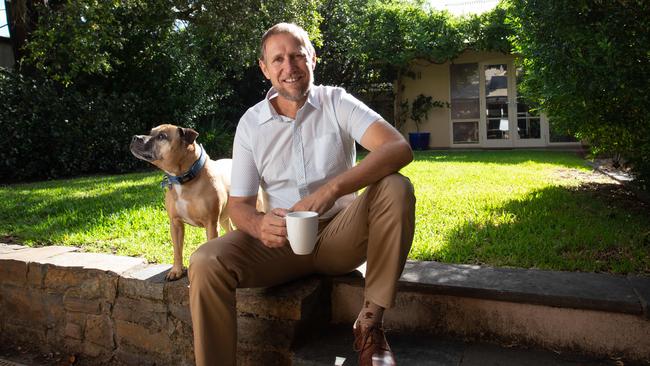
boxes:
[291,183,338,215]
[259,208,290,248]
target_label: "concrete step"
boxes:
[291,325,621,366]
[332,261,650,363]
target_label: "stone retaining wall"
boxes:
[0,245,328,366]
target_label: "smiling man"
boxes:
[188,23,415,366]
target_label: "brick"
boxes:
[113,297,167,329]
[115,319,172,355]
[85,314,114,349]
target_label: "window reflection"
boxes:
[485,64,509,140]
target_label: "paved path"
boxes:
[293,325,623,366]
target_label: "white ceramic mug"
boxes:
[285,211,319,255]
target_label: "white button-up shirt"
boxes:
[230,85,382,218]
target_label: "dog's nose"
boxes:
[132,135,141,143]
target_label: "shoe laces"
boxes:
[354,324,388,352]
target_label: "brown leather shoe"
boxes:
[353,321,396,366]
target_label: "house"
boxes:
[400,50,581,149]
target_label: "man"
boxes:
[189,23,415,366]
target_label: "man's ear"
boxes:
[310,54,317,71]
[259,59,271,80]
[178,127,199,146]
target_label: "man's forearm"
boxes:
[227,199,264,239]
[325,139,413,199]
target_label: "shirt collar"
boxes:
[258,86,321,125]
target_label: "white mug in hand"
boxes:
[285,211,319,255]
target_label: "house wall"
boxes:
[401,50,516,149]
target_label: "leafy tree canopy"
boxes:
[508,0,650,185]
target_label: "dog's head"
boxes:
[130,124,199,170]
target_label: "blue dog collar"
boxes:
[161,144,207,189]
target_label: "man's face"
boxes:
[259,33,316,103]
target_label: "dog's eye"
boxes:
[158,134,167,141]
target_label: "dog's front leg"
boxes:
[206,222,218,241]
[167,219,185,281]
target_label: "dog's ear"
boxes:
[178,127,199,146]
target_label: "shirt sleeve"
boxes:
[230,119,260,197]
[335,89,383,143]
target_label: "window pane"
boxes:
[485,64,509,140]
[450,63,479,119]
[515,67,540,139]
[453,121,479,144]
[517,118,541,139]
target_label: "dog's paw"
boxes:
[165,266,187,281]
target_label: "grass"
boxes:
[1,150,648,274]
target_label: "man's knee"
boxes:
[189,239,233,282]
[373,173,416,208]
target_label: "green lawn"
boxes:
[1,150,648,273]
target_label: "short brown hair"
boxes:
[259,23,315,61]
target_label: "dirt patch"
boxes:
[553,168,649,215]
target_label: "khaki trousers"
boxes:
[189,173,415,366]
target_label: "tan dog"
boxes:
[130,124,263,280]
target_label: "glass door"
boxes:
[482,63,513,147]
[514,67,546,147]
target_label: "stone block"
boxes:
[164,277,190,305]
[27,262,46,288]
[2,322,47,346]
[169,303,192,325]
[115,319,172,355]
[167,317,195,365]
[0,245,78,261]
[63,295,101,315]
[236,276,324,320]
[85,314,114,349]
[40,251,145,275]
[113,297,167,329]
[0,259,27,286]
[238,315,296,351]
[118,265,167,301]
[238,345,290,366]
[64,322,83,340]
[0,243,28,253]
[1,287,49,327]
[114,344,160,366]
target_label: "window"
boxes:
[1,3,9,38]
[450,63,480,144]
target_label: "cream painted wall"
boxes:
[400,50,516,148]
[401,60,450,148]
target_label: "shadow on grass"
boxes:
[413,150,587,169]
[439,182,650,274]
[0,171,166,245]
